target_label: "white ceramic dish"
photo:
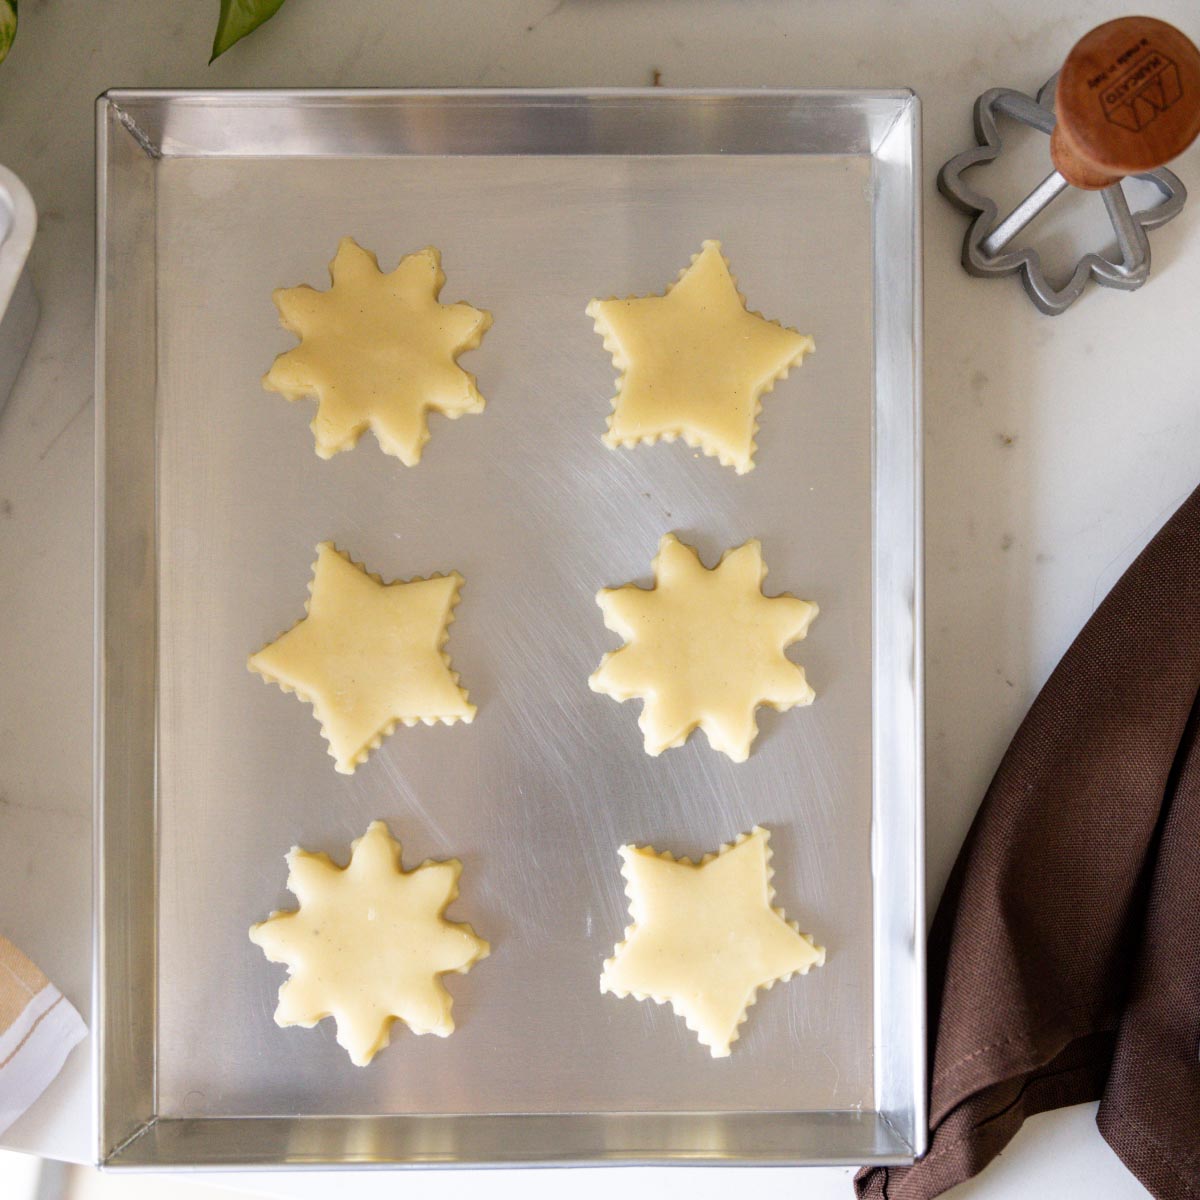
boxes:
[0,164,37,415]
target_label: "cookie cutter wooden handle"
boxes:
[1051,16,1200,189]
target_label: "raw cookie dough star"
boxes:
[601,826,824,1057]
[250,820,490,1066]
[264,237,491,465]
[587,240,814,473]
[590,533,818,762]
[249,542,475,773]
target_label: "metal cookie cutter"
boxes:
[938,16,1200,314]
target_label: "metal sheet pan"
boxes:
[95,89,923,1169]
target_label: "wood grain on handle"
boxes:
[1050,16,1200,189]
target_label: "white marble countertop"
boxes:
[1,1,1197,1196]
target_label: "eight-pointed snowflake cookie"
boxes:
[587,240,814,474]
[250,820,490,1066]
[263,237,492,465]
[601,826,824,1056]
[590,533,818,762]
[248,542,476,774]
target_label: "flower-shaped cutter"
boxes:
[937,76,1186,316]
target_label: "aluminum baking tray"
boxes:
[95,88,923,1170]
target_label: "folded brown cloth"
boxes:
[857,483,1200,1200]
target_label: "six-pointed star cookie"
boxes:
[601,826,824,1056]
[590,533,818,762]
[587,240,814,474]
[264,237,492,465]
[248,542,476,773]
[250,820,490,1066]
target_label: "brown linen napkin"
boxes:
[857,483,1200,1200]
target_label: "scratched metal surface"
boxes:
[153,149,877,1119]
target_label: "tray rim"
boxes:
[94,85,924,1170]
[98,83,919,107]
[99,84,919,161]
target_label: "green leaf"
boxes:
[211,0,289,62]
[0,0,17,67]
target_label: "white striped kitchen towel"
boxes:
[0,934,86,1135]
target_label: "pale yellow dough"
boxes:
[601,826,824,1057]
[590,534,817,762]
[587,240,814,474]
[263,237,491,465]
[250,821,490,1066]
[248,542,475,774]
